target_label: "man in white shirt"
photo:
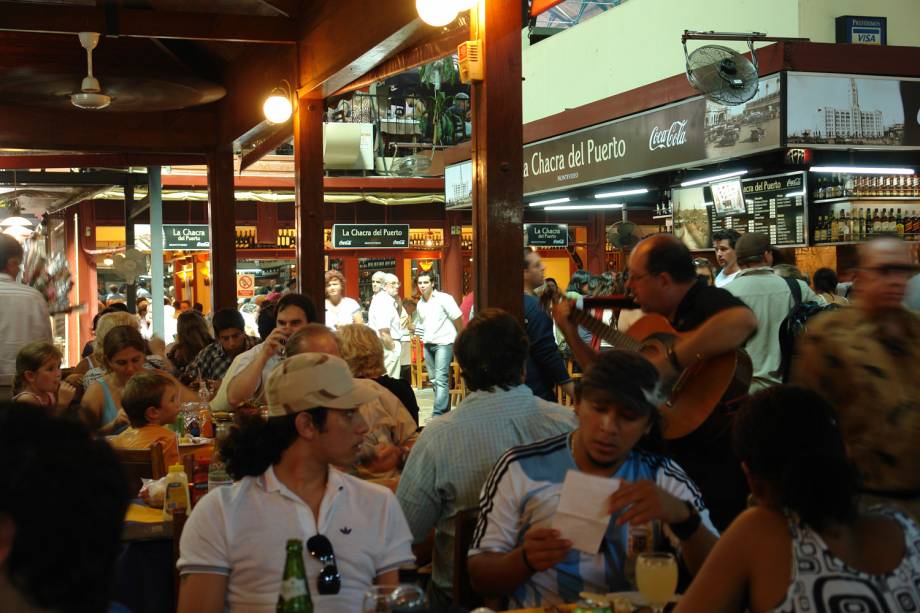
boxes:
[177,352,414,612]
[415,272,462,417]
[0,235,51,399]
[712,229,741,288]
[368,273,403,379]
[725,232,822,392]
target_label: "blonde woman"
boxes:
[337,323,419,476]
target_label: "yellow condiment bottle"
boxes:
[162,463,190,520]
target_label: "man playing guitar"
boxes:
[554,234,757,530]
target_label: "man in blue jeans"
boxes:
[415,272,462,417]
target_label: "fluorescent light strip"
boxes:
[593,188,649,199]
[811,166,914,175]
[528,197,571,207]
[785,191,805,198]
[544,203,624,211]
[680,170,748,187]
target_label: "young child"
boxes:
[13,341,77,415]
[109,371,181,468]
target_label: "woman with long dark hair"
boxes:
[168,310,214,379]
[676,385,920,612]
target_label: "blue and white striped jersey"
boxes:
[470,432,718,608]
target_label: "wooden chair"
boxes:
[411,337,429,389]
[448,359,467,408]
[113,443,167,495]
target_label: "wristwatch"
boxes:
[668,501,701,541]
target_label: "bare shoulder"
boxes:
[722,507,790,546]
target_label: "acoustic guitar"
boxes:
[568,308,752,440]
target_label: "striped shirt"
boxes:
[395,385,576,591]
[470,433,717,608]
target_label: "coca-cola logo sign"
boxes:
[648,120,689,151]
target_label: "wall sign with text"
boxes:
[708,172,807,248]
[836,16,887,46]
[331,224,409,249]
[525,223,569,247]
[522,74,781,195]
[163,224,210,250]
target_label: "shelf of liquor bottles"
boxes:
[812,207,920,244]
[812,173,920,200]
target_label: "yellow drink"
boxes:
[636,553,677,609]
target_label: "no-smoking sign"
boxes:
[237,273,255,298]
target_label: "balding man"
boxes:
[555,234,757,529]
[793,237,920,517]
[286,324,418,478]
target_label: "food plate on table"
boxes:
[178,436,213,447]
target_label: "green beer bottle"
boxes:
[277,540,313,612]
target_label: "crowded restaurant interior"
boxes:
[2,1,920,612]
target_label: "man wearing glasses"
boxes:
[177,353,414,612]
[792,237,920,518]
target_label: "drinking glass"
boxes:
[636,552,677,612]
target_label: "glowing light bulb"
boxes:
[416,0,457,26]
[262,94,292,124]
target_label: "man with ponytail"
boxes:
[177,353,414,613]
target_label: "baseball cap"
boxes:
[265,353,378,417]
[734,232,771,264]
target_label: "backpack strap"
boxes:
[783,276,802,306]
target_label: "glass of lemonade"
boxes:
[636,552,678,612]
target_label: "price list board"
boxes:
[708,172,807,247]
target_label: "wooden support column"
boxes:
[471,0,524,321]
[207,147,237,310]
[587,212,606,274]
[442,211,464,300]
[124,182,137,313]
[294,92,325,309]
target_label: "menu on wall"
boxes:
[708,172,807,247]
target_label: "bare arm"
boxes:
[378,328,396,351]
[353,311,364,324]
[671,306,756,369]
[227,329,284,407]
[468,527,571,597]
[552,299,598,370]
[375,569,398,587]
[452,317,462,335]
[177,574,227,613]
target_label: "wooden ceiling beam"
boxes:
[0,3,297,44]
[240,122,292,172]
[296,0,425,96]
[0,103,218,153]
[0,153,203,170]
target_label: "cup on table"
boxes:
[636,552,678,613]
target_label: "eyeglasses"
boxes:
[862,264,919,278]
[306,534,341,595]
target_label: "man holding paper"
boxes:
[467,351,718,608]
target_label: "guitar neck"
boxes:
[569,308,643,352]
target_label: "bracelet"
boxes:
[521,547,538,574]
[668,500,702,541]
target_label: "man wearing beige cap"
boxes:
[177,353,414,613]
[725,232,819,392]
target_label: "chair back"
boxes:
[113,443,168,494]
[452,509,481,608]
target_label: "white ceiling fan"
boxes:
[71,32,112,110]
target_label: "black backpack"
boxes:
[777,277,839,382]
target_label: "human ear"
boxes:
[294,412,317,440]
[144,405,159,424]
[23,370,37,384]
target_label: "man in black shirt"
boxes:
[555,234,756,529]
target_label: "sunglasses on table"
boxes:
[306,534,341,595]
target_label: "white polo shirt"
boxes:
[368,292,401,338]
[178,465,414,613]
[416,290,462,346]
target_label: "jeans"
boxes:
[423,342,453,416]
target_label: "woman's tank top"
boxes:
[772,507,920,612]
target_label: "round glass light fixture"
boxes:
[416,0,457,26]
[263,92,293,124]
[452,0,478,10]
[0,216,32,227]
[3,225,33,240]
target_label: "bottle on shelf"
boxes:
[885,208,895,233]
[844,175,855,198]
[830,211,839,242]
[839,211,851,242]
[897,209,905,237]
[872,208,882,235]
